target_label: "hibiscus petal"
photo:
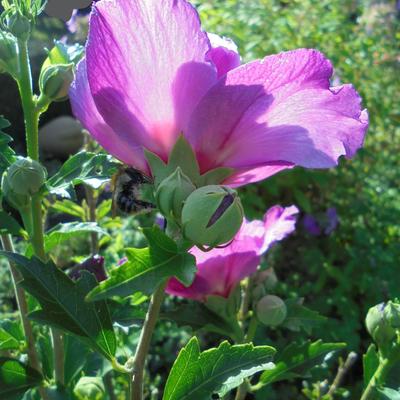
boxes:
[206,32,241,78]
[69,60,148,171]
[86,0,217,160]
[187,49,368,184]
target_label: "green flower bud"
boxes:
[1,171,30,210]
[181,185,243,247]
[256,295,287,327]
[366,302,398,346]
[6,157,47,196]
[7,13,31,41]
[155,167,195,219]
[385,301,400,328]
[39,63,74,101]
[0,32,18,75]
[73,376,105,400]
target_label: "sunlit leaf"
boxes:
[87,226,196,301]
[0,358,42,398]
[259,340,346,386]
[163,337,275,400]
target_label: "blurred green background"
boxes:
[0,0,399,398]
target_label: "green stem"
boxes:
[360,348,400,400]
[130,281,167,400]
[85,186,99,254]
[235,276,259,400]
[16,39,39,161]
[51,329,65,387]
[0,234,48,399]
[15,38,64,393]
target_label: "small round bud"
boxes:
[256,295,287,327]
[7,13,31,40]
[39,64,74,102]
[6,157,47,196]
[366,302,397,346]
[73,377,105,400]
[181,185,243,247]
[155,167,195,220]
[0,33,18,75]
[1,172,30,210]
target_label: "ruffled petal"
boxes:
[206,33,241,78]
[69,60,148,171]
[86,0,217,160]
[166,205,298,300]
[187,49,368,184]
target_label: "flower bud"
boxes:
[7,13,31,41]
[181,185,243,247]
[68,255,107,282]
[1,171,30,210]
[366,302,397,346]
[39,63,74,101]
[256,295,287,327]
[73,377,105,400]
[5,157,47,196]
[155,167,195,220]
[0,32,18,75]
[386,301,400,328]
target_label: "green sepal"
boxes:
[145,135,234,188]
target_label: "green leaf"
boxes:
[0,357,42,397]
[161,302,242,341]
[363,344,379,387]
[47,152,118,199]
[50,199,86,219]
[259,340,346,386]
[63,335,91,386]
[0,320,25,350]
[282,299,327,333]
[163,337,275,400]
[379,387,400,400]
[0,211,25,237]
[0,116,16,178]
[0,252,116,361]
[109,300,147,327]
[293,189,312,213]
[86,226,196,301]
[25,222,108,257]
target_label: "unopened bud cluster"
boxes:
[155,171,243,248]
[39,63,75,102]
[0,32,18,76]
[365,301,400,347]
[1,157,47,209]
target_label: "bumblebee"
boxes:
[111,167,155,216]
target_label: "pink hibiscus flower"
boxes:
[166,205,298,300]
[69,0,368,186]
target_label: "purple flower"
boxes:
[69,0,368,186]
[68,255,107,282]
[303,207,339,236]
[325,207,338,234]
[166,205,298,301]
[303,214,322,236]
